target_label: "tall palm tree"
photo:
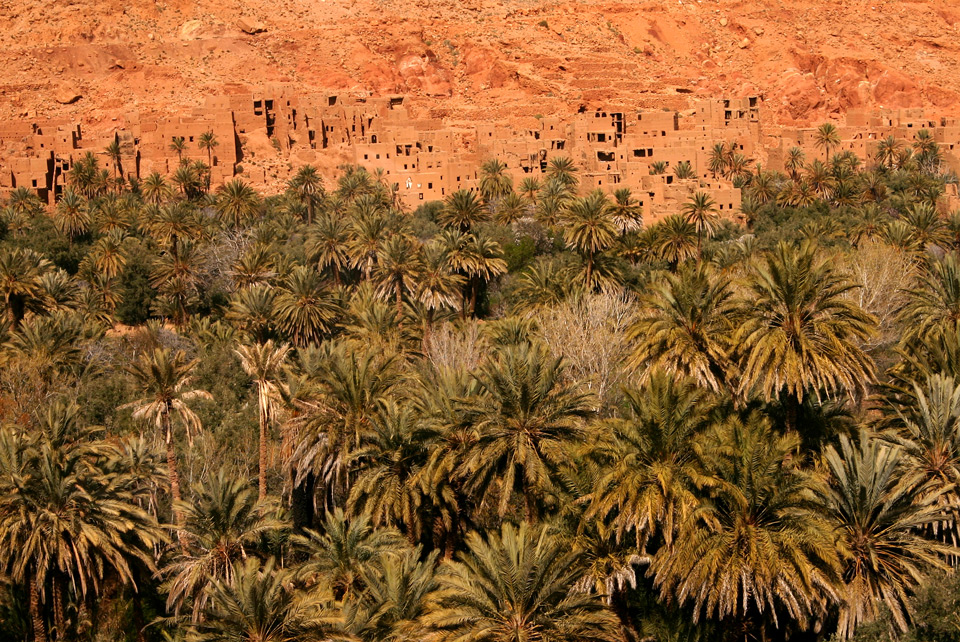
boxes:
[0,247,51,330]
[188,558,342,642]
[170,135,187,163]
[423,522,619,642]
[373,235,422,317]
[346,207,390,280]
[227,285,277,344]
[141,171,173,205]
[900,253,960,344]
[289,165,324,225]
[651,414,840,632]
[462,343,593,519]
[806,159,837,200]
[348,400,433,542]
[215,179,261,228]
[681,192,719,259]
[105,139,123,185]
[439,190,488,233]
[478,158,513,204]
[586,373,709,551]
[165,472,283,620]
[820,432,956,636]
[654,214,698,269]
[123,348,213,525]
[734,242,876,430]
[814,122,841,160]
[236,340,292,500]
[546,156,580,190]
[627,263,735,393]
[415,242,464,348]
[308,214,351,285]
[275,266,339,346]
[518,177,540,203]
[562,190,619,288]
[460,230,507,317]
[0,402,164,642]
[875,135,903,170]
[292,508,407,600]
[493,191,527,226]
[611,188,643,235]
[785,147,806,181]
[708,142,729,179]
[198,130,218,185]
[53,189,90,242]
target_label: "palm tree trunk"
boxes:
[259,389,268,501]
[30,573,47,642]
[396,284,403,319]
[164,412,183,526]
[585,254,594,290]
[51,577,64,639]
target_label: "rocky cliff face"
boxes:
[3,0,959,131]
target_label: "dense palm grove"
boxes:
[2,126,960,642]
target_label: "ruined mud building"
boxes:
[3,87,960,218]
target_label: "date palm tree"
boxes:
[142,171,173,205]
[373,235,422,317]
[346,207,390,280]
[105,138,123,186]
[586,373,709,551]
[814,122,841,160]
[900,253,960,344]
[227,285,277,344]
[562,190,618,289]
[785,147,806,181]
[478,158,513,204]
[292,508,408,600]
[0,247,51,330]
[611,188,643,235]
[519,177,540,203]
[460,230,507,317]
[289,165,324,224]
[165,472,284,620]
[0,402,165,642]
[170,135,187,163]
[198,131,218,187]
[53,189,90,242]
[820,432,956,636]
[215,179,261,228]
[546,156,579,190]
[651,414,840,633]
[627,263,735,393]
[236,340,292,500]
[734,242,876,431]
[123,348,213,526]
[708,142,729,179]
[308,214,351,285]
[461,343,593,520]
[275,266,340,346]
[681,192,718,259]
[439,190,487,233]
[494,191,527,226]
[415,242,464,349]
[654,214,698,269]
[423,522,619,642]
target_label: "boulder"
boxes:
[180,20,204,40]
[237,17,266,35]
[55,85,82,104]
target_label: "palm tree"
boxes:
[651,414,840,632]
[900,253,960,344]
[165,472,283,620]
[875,135,903,170]
[348,400,433,541]
[785,147,806,181]
[586,373,709,551]
[53,189,90,241]
[227,285,277,344]
[734,242,877,431]
[346,207,390,279]
[275,266,339,346]
[673,160,696,180]
[546,156,580,190]
[493,191,527,226]
[170,135,187,163]
[814,122,841,160]
[236,340,292,500]
[0,247,51,330]
[627,263,735,393]
[216,179,261,228]
[708,142,729,178]
[198,130,218,179]
[0,402,165,642]
[478,158,513,204]
[230,244,278,289]
[373,235,421,317]
[820,432,956,636]
[415,242,464,348]
[654,215,699,269]
[292,508,408,600]
[123,348,213,525]
[290,165,324,224]
[518,177,540,203]
[308,214,351,285]
[188,558,341,642]
[462,343,593,519]
[105,138,123,185]
[681,191,719,259]
[439,190,488,232]
[142,171,173,205]
[806,159,837,200]
[423,522,619,642]
[460,229,507,317]
[611,188,643,235]
[562,190,619,288]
